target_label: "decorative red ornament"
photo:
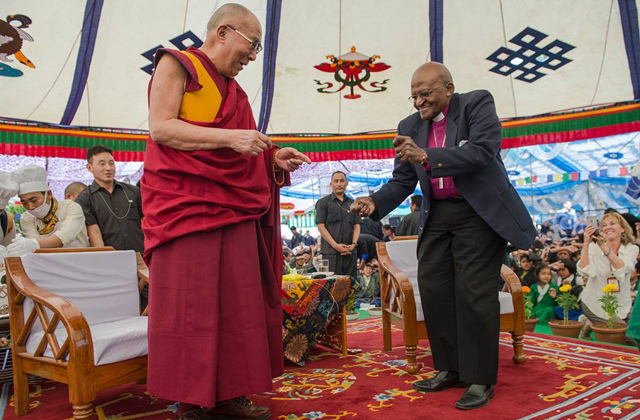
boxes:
[314,46,391,99]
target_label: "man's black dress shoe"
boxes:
[455,384,495,410]
[412,371,464,392]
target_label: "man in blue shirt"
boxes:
[553,201,577,238]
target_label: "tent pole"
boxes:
[529,156,534,221]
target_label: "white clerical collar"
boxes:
[433,112,445,122]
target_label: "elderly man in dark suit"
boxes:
[351,62,536,410]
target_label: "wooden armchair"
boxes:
[6,247,150,419]
[377,237,525,374]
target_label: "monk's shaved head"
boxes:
[412,62,453,86]
[202,3,262,78]
[207,3,254,32]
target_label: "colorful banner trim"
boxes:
[511,166,635,186]
[1,102,638,162]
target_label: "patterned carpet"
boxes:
[3,318,640,419]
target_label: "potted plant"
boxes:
[522,286,538,332]
[345,289,360,321]
[548,284,582,338]
[591,284,628,345]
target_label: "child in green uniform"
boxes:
[530,264,559,325]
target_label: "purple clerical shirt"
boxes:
[422,101,461,200]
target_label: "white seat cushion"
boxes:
[25,316,148,366]
[499,291,514,314]
[385,240,515,321]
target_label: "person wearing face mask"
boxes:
[0,171,19,249]
[7,165,89,256]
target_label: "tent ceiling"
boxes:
[1,0,638,135]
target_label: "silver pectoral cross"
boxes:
[439,178,444,189]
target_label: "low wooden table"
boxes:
[281,276,355,365]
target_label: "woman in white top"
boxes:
[578,212,639,333]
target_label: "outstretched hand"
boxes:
[350,197,376,217]
[275,147,312,172]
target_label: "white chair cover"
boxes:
[385,239,514,322]
[20,251,147,365]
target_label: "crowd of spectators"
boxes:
[4,146,640,342]
[510,204,640,342]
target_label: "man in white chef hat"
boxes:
[0,171,19,279]
[8,165,89,256]
[0,171,19,249]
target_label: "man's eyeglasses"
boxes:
[227,24,263,54]
[408,84,449,103]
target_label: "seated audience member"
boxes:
[0,172,19,248]
[555,247,573,261]
[530,264,559,325]
[356,263,380,307]
[578,212,638,338]
[622,213,640,243]
[551,258,584,321]
[630,261,640,298]
[357,233,379,267]
[64,182,87,202]
[301,250,313,265]
[369,258,380,273]
[548,244,579,264]
[302,230,316,247]
[292,243,309,256]
[283,248,293,275]
[539,220,552,236]
[361,217,383,240]
[516,252,538,287]
[382,224,395,242]
[575,215,586,235]
[395,195,421,236]
[292,251,316,274]
[8,166,89,256]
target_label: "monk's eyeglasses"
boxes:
[408,84,448,103]
[226,24,263,54]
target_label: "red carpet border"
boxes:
[3,318,640,419]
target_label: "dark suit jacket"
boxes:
[370,90,536,250]
[396,210,420,236]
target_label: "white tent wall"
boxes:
[71,0,268,129]
[2,0,637,132]
[0,1,85,123]
[443,0,634,118]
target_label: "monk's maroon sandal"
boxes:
[177,408,211,420]
[202,397,271,420]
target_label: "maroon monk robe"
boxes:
[141,47,288,406]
